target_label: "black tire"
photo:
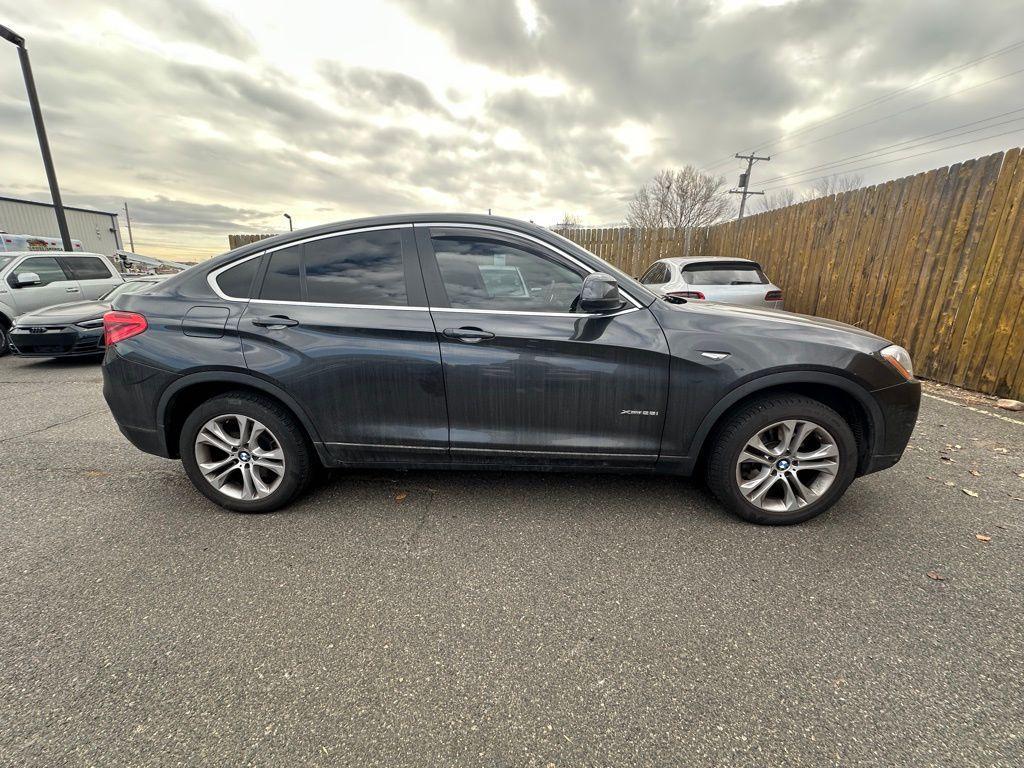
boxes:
[0,324,10,357]
[704,393,858,525]
[179,391,314,513]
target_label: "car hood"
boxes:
[652,298,890,353]
[15,299,110,325]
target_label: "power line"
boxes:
[762,126,1024,192]
[699,37,1024,172]
[729,153,770,220]
[756,109,1024,186]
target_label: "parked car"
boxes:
[100,214,919,525]
[9,276,166,359]
[0,251,123,354]
[639,256,784,309]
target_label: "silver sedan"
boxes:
[639,256,784,309]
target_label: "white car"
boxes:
[639,256,784,309]
[0,251,123,354]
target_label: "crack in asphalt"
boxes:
[0,408,108,444]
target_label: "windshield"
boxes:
[683,263,768,286]
[0,255,12,271]
[100,280,159,300]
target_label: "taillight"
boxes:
[103,311,147,346]
[765,290,783,302]
[666,290,705,300]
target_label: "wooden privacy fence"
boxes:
[228,233,273,249]
[562,147,1024,399]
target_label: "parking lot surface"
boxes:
[1,356,1021,767]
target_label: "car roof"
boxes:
[1,251,107,258]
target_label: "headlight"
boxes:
[881,344,914,380]
[76,318,104,329]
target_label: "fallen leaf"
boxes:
[927,571,945,581]
[961,488,979,497]
[394,491,408,503]
[968,469,981,477]
[975,534,992,542]
[84,470,109,478]
[944,481,956,487]
[940,455,955,463]
[993,447,1009,454]
[954,444,963,450]
[1016,472,1024,479]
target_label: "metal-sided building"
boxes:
[0,195,123,256]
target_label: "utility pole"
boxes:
[729,152,770,221]
[123,202,135,251]
[0,24,73,251]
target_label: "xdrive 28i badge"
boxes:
[620,409,660,416]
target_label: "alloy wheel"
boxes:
[734,419,840,513]
[194,414,286,501]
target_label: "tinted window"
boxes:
[216,257,259,298]
[259,247,301,302]
[433,235,583,312]
[304,230,406,305]
[63,256,113,280]
[8,256,67,288]
[683,263,768,286]
[640,263,669,285]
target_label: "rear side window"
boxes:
[640,263,670,285]
[7,256,68,288]
[63,256,113,280]
[260,247,302,302]
[304,230,407,305]
[683,263,768,286]
[215,257,260,298]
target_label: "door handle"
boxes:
[442,327,494,342]
[252,315,299,329]
[65,287,80,292]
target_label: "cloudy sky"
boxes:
[1,0,1023,260]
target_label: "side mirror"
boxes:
[14,272,41,287]
[579,272,623,313]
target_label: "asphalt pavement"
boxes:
[1,355,1021,767]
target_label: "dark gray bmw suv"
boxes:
[101,214,919,524]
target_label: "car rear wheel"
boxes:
[704,394,857,525]
[180,391,314,513]
[0,324,9,357]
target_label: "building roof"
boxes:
[0,195,119,218]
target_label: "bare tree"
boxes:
[806,173,864,199]
[757,188,797,213]
[626,167,733,230]
[552,212,583,232]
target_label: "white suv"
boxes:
[0,251,123,354]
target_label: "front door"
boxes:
[5,255,81,314]
[238,225,448,464]
[416,226,669,467]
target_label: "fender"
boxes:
[156,369,328,459]
[668,369,884,473]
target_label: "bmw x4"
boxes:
[101,214,920,525]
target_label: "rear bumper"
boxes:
[863,378,921,475]
[102,346,178,458]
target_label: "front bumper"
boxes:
[10,324,105,357]
[863,378,921,474]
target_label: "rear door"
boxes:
[60,255,122,299]
[416,225,670,467]
[4,255,81,314]
[236,225,448,464]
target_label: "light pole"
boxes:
[283,213,293,231]
[0,24,73,251]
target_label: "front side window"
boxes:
[63,256,113,281]
[432,235,583,312]
[7,256,67,288]
[304,230,406,306]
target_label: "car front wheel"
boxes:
[705,394,858,525]
[179,391,314,513]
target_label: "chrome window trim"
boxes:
[205,220,645,318]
